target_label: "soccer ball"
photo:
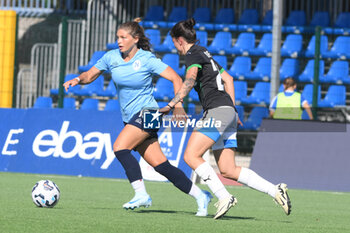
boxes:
[31,180,60,208]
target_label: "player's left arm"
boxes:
[159,66,197,113]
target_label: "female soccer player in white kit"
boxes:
[160,18,292,219]
[63,19,212,216]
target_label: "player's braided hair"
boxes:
[170,18,197,44]
[118,18,151,51]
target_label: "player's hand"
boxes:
[172,105,188,123]
[63,78,80,92]
[159,105,172,115]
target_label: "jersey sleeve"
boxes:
[94,53,110,71]
[185,52,205,72]
[213,59,224,74]
[148,55,168,75]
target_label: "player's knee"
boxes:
[220,168,238,180]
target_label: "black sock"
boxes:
[114,150,142,183]
[154,160,192,194]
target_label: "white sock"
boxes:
[195,162,230,200]
[188,184,202,199]
[131,179,147,194]
[238,167,276,198]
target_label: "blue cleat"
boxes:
[123,192,152,210]
[195,190,213,216]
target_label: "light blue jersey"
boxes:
[94,49,168,122]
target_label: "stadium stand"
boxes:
[33,96,52,109]
[158,7,187,28]
[228,56,251,80]
[212,55,227,70]
[104,99,121,111]
[95,79,117,97]
[225,32,255,55]
[72,75,104,96]
[237,8,259,32]
[280,34,303,58]
[241,82,270,105]
[141,6,164,28]
[301,84,321,104]
[63,97,76,109]
[188,89,199,102]
[320,60,349,84]
[279,58,299,81]
[80,98,99,110]
[145,29,162,50]
[324,12,350,35]
[213,8,235,31]
[298,59,325,83]
[249,33,272,56]
[245,57,271,81]
[322,36,350,59]
[193,7,211,30]
[78,51,106,73]
[283,10,307,33]
[153,32,177,53]
[303,35,328,58]
[240,107,269,130]
[318,85,346,107]
[196,31,208,47]
[233,81,248,104]
[162,53,185,76]
[153,78,174,101]
[207,31,232,55]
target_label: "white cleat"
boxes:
[123,192,152,210]
[274,183,291,215]
[195,190,213,217]
[213,195,237,219]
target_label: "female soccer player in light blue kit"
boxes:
[160,18,291,219]
[63,19,212,216]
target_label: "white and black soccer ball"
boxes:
[31,180,60,208]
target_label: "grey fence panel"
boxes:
[16,68,32,108]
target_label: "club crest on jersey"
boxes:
[133,60,141,71]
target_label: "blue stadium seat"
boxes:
[304,35,328,58]
[241,82,270,105]
[237,9,259,32]
[322,36,350,59]
[188,88,199,102]
[301,84,321,104]
[278,83,285,92]
[318,85,346,107]
[228,56,251,80]
[235,105,245,129]
[279,58,299,81]
[104,99,121,111]
[73,75,104,96]
[153,78,174,101]
[212,55,227,70]
[280,34,303,58]
[249,33,272,56]
[320,60,349,84]
[153,32,176,53]
[283,10,306,33]
[310,11,330,27]
[158,7,187,28]
[63,97,76,109]
[78,51,106,73]
[245,57,271,81]
[80,98,99,110]
[145,29,161,49]
[106,41,119,50]
[95,79,117,97]
[324,12,350,35]
[193,7,212,30]
[196,31,208,47]
[157,101,168,108]
[241,107,269,130]
[33,96,52,109]
[162,53,185,76]
[254,10,272,32]
[141,6,164,28]
[207,31,232,55]
[212,8,235,31]
[298,59,324,83]
[233,81,248,104]
[225,32,255,56]
[50,74,80,95]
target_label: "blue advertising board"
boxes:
[0,108,193,180]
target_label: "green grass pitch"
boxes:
[0,172,349,233]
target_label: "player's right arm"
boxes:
[63,67,103,92]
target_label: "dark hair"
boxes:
[170,18,197,43]
[118,18,151,51]
[283,77,297,90]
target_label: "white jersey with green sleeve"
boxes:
[94,49,168,122]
